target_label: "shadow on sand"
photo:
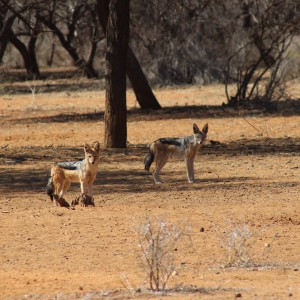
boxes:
[0,137,299,196]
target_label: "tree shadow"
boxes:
[0,137,298,198]
[1,137,299,166]
[7,101,300,125]
[0,81,105,95]
[0,167,48,195]
[0,165,298,198]
[0,69,105,92]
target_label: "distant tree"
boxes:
[104,0,129,148]
[0,0,41,78]
[225,0,300,107]
[9,18,41,78]
[37,0,100,78]
[0,0,16,63]
[2,0,300,103]
[130,0,215,85]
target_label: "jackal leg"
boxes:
[79,180,95,206]
[87,175,97,199]
[52,180,70,207]
[185,157,195,183]
[87,184,94,199]
[86,180,95,206]
[51,167,71,207]
[80,181,88,195]
[52,175,66,206]
[153,155,168,184]
[62,181,71,196]
[55,181,71,199]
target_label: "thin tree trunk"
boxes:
[38,15,98,78]
[28,28,40,78]
[104,0,129,148]
[47,40,56,66]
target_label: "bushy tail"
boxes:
[46,177,54,201]
[144,145,154,172]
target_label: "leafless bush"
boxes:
[225,0,300,106]
[214,218,272,268]
[134,216,189,291]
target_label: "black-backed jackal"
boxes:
[144,123,208,183]
[46,142,100,207]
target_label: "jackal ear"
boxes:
[94,141,100,152]
[193,123,200,134]
[84,143,91,152]
[202,123,208,134]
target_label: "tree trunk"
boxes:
[8,30,40,78]
[96,0,161,110]
[104,0,129,148]
[126,47,161,109]
[241,1,275,68]
[28,30,40,78]
[0,15,16,63]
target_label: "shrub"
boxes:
[134,215,188,291]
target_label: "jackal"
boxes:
[46,142,100,207]
[144,123,208,183]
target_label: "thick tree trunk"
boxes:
[0,15,15,63]
[126,47,161,109]
[8,30,40,78]
[104,0,129,148]
[96,0,161,110]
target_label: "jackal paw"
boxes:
[72,194,95,207]
[81,194,95,207]
[71,196,80,207]
[53,195,70,208]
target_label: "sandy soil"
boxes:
[0,80,300,299]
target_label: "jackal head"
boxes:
[84,142,100,165]
[193,123,208,145]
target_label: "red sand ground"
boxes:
[0,81,300,299]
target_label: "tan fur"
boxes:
[48,142,100,206]
[151,141,201,183]
[146,123,208,184]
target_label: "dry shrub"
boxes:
[214,218,272,268]
[134,215,189,291]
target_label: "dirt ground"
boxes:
[0,78,300,299]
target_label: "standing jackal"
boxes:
[46,142,100,207]
[144,123,208,183]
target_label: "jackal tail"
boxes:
[144,145,154,172]
[46,177,54,201]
